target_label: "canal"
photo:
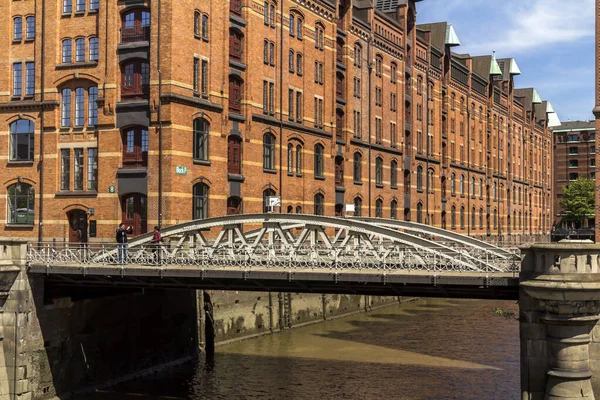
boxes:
[89,298,519,400]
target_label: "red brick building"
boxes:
[553,121,596,228]
[595,0,600,242]
[0,0,557,243]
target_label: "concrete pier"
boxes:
[520,244,600,399]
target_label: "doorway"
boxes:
[67,209,88,243]
[121,193,148,236]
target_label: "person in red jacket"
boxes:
[151,226,162,265]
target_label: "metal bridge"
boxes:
[27,214,521,299]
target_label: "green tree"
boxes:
[559,178,595,223]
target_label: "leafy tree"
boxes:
[559,178,595,223]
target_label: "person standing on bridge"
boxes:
[151,226,162,265]
[116,223,133,264]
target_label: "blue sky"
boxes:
[417,0,595,122]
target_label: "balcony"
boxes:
[121,26,150,44]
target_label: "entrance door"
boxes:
[67,210,88,243]
[122,194,147,236]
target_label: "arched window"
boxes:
[460,206,465,229]
[26,16,35,39]
[75,38,85,62]
[416,202,423,224]
[14,17,22,41]
[121,9,151,43]
[7,183,34,225]
[296,145,302,175]
[61,88,71,127]
[89,37,99,61]
[315,23,323,49]
[416,165,423,191]
[376,157,383,185]
[493,182,497,201]
[390,62,397,83]
[353,152,362,182]
[493,209,498,229]
[391,160,398,188]
[227,196,242,215]
[314,144,324,177]
[122,127,148,167]
[297,17,303,40]
[194,11,201,37]
[428,169,434,193]
[459,174,465,196]
[193,118,209,161]
[471,207,476,228]
[263,133,275,170]
[296,53,303,75]
[229,29,243,61]
[121,60,150,100]
[480,208,484,229]
[122,193,148,235]
[354,197,362,217]
[192,183,209,220]
[263,188,276,213]
[202,14,209,40]
[479,178,483,198]
[375,54,383,76]
[289,13,295,36]
[354,43,362,67]
[74,87,85,126]
[288,50,294,72]
[450,173,456,195]
[10,119,34,161]
[287,144,293,174]
[229,75,243,112]
[314,193,324,215]
[451,205,456,229]
[390,199,398,219]
[228,136,242,174]
[375,199,383,218]
[62,39,72,63]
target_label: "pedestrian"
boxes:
[151,226,162,265]
[116,223,132,264]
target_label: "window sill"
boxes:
[376,184,383,188]
[7,160,34,166]
[5,224,34,230]
[55,191,98,198]
[416,189,423,193]
[354,181,362,186]
[12,39,23,44]
[391,185,398,190]
[315,175,325,181]
[229,113,246,122]
[193,159,211,166]
[264,168,277,175]
[56,61,98,69]
[227,173,245,182]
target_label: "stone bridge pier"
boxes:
[520,244,600,400]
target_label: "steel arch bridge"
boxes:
[27,214,521,299]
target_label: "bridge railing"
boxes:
[26,241,520,274]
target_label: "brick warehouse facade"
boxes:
[595,0,600,242]
[552,121,596,228]
[0,0,558,243]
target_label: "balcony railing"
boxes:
[121,26,150,44]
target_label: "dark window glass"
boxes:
[193,118,209,161]
[314,144,324,177]
[9,119,34,161]
[263,133,275,170]
[193,183,209,219]
[14,17,22,40]
[314,193,324,215]
[7,183,34,225]
[61,149,71,190]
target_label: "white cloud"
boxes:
[459,0,594,55]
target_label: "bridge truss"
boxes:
[28,214,519,273]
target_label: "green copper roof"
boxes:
[508,58,521,75]
[445,24,461,47]
[490,52,502,76]
[531,88,542,104]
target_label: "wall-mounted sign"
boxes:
[108,185,116,193]
[175,166,188,175]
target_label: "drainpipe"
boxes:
[37,0,46,243]
[157,0,163,228]
[367,38,373,217]
[278,0,283,208]
[425,70,430,225]
[466,88,471,237]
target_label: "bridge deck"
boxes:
[29,263,519,300]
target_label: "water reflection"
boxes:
[87,299,519,400]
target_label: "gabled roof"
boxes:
[515,88,542,111]
[417,22,461,52]
[552,120,595,132]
